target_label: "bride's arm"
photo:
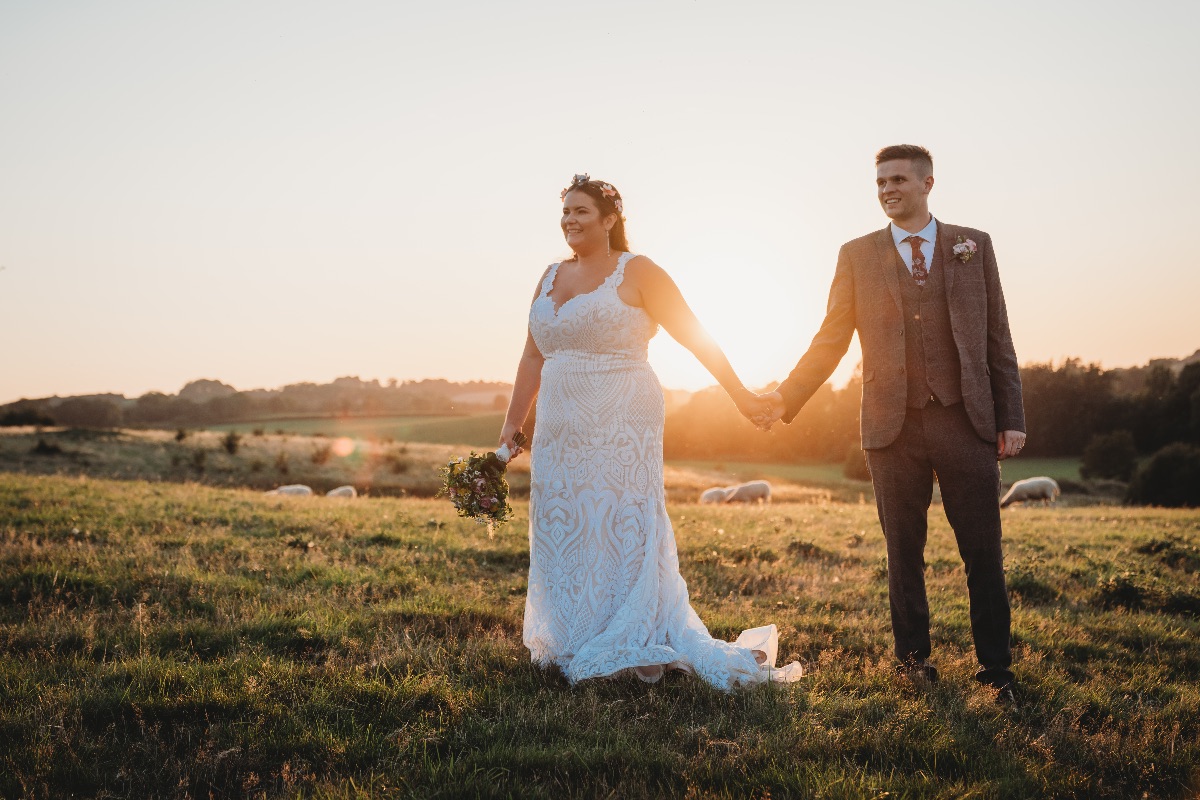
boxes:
[628,256,766,420]
[499,270,550,455]
[500,331,543,455]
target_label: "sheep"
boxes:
[700,481,774,504]
[265,484,314,496]
[325,485,357,498]
[1000,477,1060,508]
[723,480,772,504]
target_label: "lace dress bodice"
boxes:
[529,253,659,360]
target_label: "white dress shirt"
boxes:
[891,217,938,275]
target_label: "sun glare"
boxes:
[333,437,356,458]
[644,255,809,392]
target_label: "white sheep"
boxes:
[325,485,357,498]
[265,484,314,496]
[723,480,772,504]
[700,487,730,503]
[1000,477,1060,508]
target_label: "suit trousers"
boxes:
[865,400,1013,685]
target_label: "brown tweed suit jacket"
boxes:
[777,221,1025,450]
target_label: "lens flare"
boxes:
[332,437,355,458]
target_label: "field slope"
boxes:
[1,473,1198,798]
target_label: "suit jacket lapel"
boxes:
[937,220,957,298]
[874,227,903,314]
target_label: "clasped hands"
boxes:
[733,389,786,432]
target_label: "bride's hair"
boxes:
[561,178,630,259]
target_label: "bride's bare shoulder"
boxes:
[624,255,678,290]
[624,254,668,279]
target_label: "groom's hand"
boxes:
[732,388,770,424]
[997,430,1026,460]
[751,391,786,431]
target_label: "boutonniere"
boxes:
[952,236,978,263]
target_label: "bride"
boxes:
[499,174,802,690]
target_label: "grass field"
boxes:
[2,473,1198,798]
[0,428,836,505]
[670,457,1090,506]
[208,414,507,449]
[672,457,1082,486]
[0,427,490,498]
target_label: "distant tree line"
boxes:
[0,377,510,430]
[662,357,1200,465]
[5,358,1198,465]
[1021,359,1200,457]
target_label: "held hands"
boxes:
[754,391,786,431]
[733,389,786,432]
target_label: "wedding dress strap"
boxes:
[608,252,636,288]
[539,262,562,299]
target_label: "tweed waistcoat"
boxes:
[897,240,963,408]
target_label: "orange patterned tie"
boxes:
[904,235,927,286]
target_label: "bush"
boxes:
[222,431,241,455]
[843,445,870,481]
[31,438,63,455]
[1127,443,1200,508]
[275,451,290,474]
[191,449,207,472]
[52,397,122,429]
[175,429,188,442]
[1,407,55,427]
[1081,430,1137,481]
[384,450,410,474]
[1055,478,1090,495]
[311,443,332,465]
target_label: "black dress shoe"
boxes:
[975,667,1016,704]
[897,659,939,683]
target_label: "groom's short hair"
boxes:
[876,145,933,177]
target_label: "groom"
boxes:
[762,145,1025,700]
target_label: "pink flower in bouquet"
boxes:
[439,432,525,534]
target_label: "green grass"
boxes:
[669,459,870,504]
[2,473,1198,798]
[208,413,506,448]
[671,458,862,484]
[670,457,1087,505]
[672,457,1082,485]
[997,457,1083,482]
[0,427,510,498]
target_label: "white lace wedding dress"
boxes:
[523,252,803,691]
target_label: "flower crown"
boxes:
[560,173,623,215]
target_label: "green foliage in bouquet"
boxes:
[440,454,515,532]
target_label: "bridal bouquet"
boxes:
[439,432,527,534]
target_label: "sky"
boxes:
[2,0,1198,405]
